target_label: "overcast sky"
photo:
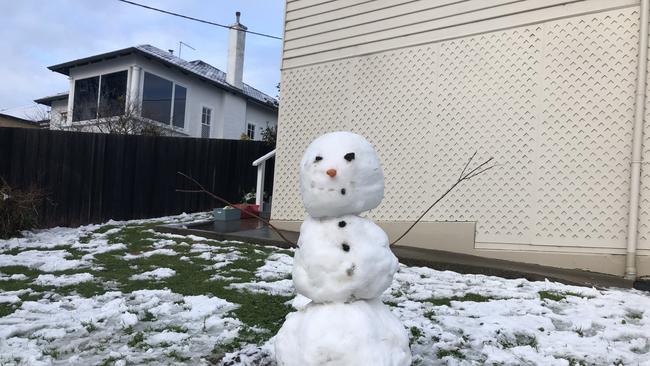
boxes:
[0,0,284,118]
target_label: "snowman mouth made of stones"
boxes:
[275,132,411,366]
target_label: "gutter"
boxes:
[625,0,650,280]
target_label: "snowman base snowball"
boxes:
[275,299,411,366]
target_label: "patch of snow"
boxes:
[0,225,98,252]
[129,268,176,280]
[209,274,238,281]
[33,273,94,287]
[0,290,240,365]
[0,273,28,281]
[0,250,85,272]
[0,294,21,304]
[289,294,312,310]
[120,312,138,327]
[228,279,295,297]
[33,328,67,340]
[146,331,189,345]
[123,248,176,260]
[73,238,127,260]
[151,239,177,248]
[256,253,293,281]
[180,295,238,322]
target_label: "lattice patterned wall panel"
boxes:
[347,46,438,222]
[273,6,642,250]
[272,60,358,220]
[639,28,650,252]
[428,27,540,244]
[532,10,639,247]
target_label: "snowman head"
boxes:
[300,132,384,218]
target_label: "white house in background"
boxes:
[35,13,277,140]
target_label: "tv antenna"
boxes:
[178,41,196,58]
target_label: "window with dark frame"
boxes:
[247,123,255,139]
[142,72,173,125]
[98,71,128,118]
[141,72,186,128]
[72,71,127,122]
[201,107,211,138]
[72,76,99,122]
[173,85,186,128]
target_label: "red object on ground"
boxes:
[232,204,260,219]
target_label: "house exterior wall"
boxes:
[48,99,68,130]
[246,101,279,141]
[272,0,650,276]
[61,54,276,139]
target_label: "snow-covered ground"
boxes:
[0,213,649,365]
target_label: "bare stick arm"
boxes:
[390,153,496,247]
[176,172,298,247]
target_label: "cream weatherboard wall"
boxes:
[272,0,650,276]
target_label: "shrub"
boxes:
[0,179,43,239]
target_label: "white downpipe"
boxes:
[252,150,276,211]
[625,0,649,280]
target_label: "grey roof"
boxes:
[47,44,278,109]
[34,91,69,106]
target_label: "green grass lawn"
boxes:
[1,213,649,366]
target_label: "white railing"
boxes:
[252,149,276,211]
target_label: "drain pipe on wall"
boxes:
[625,0,650,280]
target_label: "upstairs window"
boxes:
[72,70,127,122]
[173,85,186,128]
[201,107,211,138]
[247,123,255,139]
[142,72,186,128]
[99,71,128,117]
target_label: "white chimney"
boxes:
[227,11,247,89]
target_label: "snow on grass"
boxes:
[123,248,176,260]
[129,268,176,281]
[0,292,23,304]
[256,253,293,281]
[383,266,650,366]
[0,211,649,365]
[0,273,28,281]
[0,250,86,272]
[33,273,94,287]
[228,279,295,297]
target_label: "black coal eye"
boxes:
[341,243,350,252]
[314,156,323,162]
[338,221,346,228]
[344,152,355,161]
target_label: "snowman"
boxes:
[275,132,411,366]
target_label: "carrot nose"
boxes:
[326,169,337,177]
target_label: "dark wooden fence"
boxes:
[0,127,274,228]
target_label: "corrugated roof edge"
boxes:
[47,45,278,110]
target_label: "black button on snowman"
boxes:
[275,132,411,366]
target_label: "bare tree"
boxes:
[67,97,168,136]
[23,105,51,128]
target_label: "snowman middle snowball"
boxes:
[293,215,398,303]
[300,131,384,218]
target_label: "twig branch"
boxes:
[390,152,497,247]
[176,172,297,247]
[459,150,477,181]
